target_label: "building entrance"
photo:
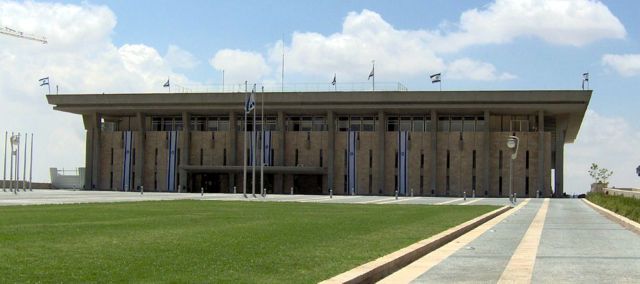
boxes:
[293,174,323,195]
[189,173,228,193]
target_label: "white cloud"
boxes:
[0,1,199,182]
[601,54,640,77]
[164,45,199,70]
[565,110,640,194]
[436,0,626,52]
[210,49,271,84]
[446,58,517,81]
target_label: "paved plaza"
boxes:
[2,189,639,283]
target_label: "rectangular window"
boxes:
[368,174,372,194]
[420,175,424,195]
[362,117,375,132]
[338,117,349,132]
[472,150,476,169]
[438,116,449,131]
[395,151,398,168]
[387,117,398,131]
[154,148,158,166]
[463,117,475,132]
[154,172,157,189]
[446,150,450,169]
[132,149,136,165]
[151,117,161,131]
[526,176,530,195]
[111,148,114,165]
[499,150,503,169]
[223,149,227,166]
[450,116,462,132]
[350,117,361,131]
[319,149,323,167]
[177,149,181,165]
[395,175,398,191]
[200,148,204,165]
[412,116,424,132]
[499,176,503,196]
[110,172,113,189]
[526,151,530,169]
[476,116,485,131]
[301,117,312,131]
[218,117,229,131]
[295,149,299,166]
[207,118,218,131]
[369,149,373,169]
[421,152,424,169]
[312,116,327,131]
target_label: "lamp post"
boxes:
[507,135,519,205]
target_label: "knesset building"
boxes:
[47,90,590,197]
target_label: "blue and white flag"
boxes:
[245,84,256,113]
[39,77,49,86]
[167,131,178,191]
[347,131,358,195]
[368,67,374,80]
[331,74,336,86]
[430,73,441,83]
[398,131,408,195]
[163,78,170,87]
[262,131,272,166]
[122,131,133,191]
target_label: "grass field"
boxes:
[0,200,496,283]
[587,192,640,223]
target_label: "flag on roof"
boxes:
[39,77,49,86]
[430,73,441,83]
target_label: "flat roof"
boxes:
[47,90,591,143]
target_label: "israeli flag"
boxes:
[398,131,408,195]
[245,85,256,113]
[263,131,272,166]
[167,131,178,191]
[39,77,49,86]
[430,73,441,83]
[122,131,133,191]
[347,131,358,195]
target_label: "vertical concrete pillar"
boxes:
[555,115,568,197]
[327,110,335,193]
[228,111,237,192]
[377,110,385,195]
[82,114,94,190]
[92,114,101,190]
[180,112,191,191]
[275,111,285,193]
[135,112,146,189]
[537,110,545,196]
[483,111,490,196]
[430,110,438,195]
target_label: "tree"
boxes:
[588,163,613,186]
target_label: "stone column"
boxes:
[430,110,438,195]
[555,115,568,197]
[377,110,385,194]
[327,110,335,193]
[483,111,490,196]
[134,112,146,189]
[179,112,191,191]
[228,111,237,192]
[275,111,285,193]
[537,110,545,196]
[82,114,95,190]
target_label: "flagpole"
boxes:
[372,60,375,92]
[29,133,33,191]
[2,131,6,191]
[243,81,247,197]
[282,34,285,92]
[439,80,442,92]
[252,84,256,198]
[260,85,264,196]
[222,70,225,92]
[48,81,51,95]
[22,133,27,190]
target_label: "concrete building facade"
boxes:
[47,90,590,197]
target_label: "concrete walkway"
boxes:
[381,198,640,283]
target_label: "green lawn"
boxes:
[587,192,640,223]
[0,200,496,283]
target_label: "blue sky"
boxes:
[1,0,639,193]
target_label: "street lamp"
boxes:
[506,135,519,205]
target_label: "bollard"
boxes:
[263,188,267,198]
[329,189,333,199]
[201,187,204,196]
[140,186,144,195]
[536,190,540,198]
[464,191,466,201]
[472,189,475,198]
[290,187,293,195]
[233,186,236,194]
[411,188,414,197]
[514,193,517,203]
[395,190,398,200]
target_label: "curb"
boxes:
[582,198,640,236]
[319,205,511,284]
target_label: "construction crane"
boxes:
[0,26,47,44]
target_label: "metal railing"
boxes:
[170,82,409,93]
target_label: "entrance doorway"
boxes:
[189,173,228,193]
[293,174,323,194]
